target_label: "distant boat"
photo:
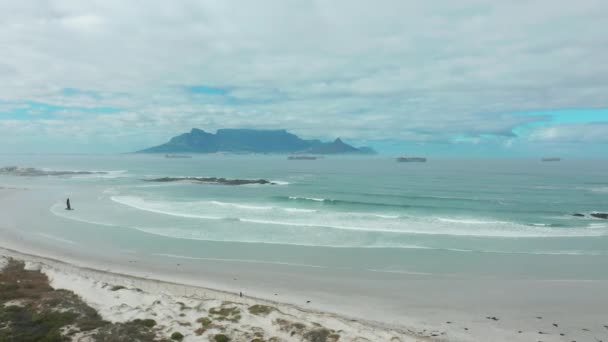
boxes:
[541,157,561,162]
[396,157,427,162]
[288,155,317,160]
[165,154,192,159]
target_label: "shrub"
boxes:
[133,318,157,328]
[214,334,230,342]
[171,331,184,341]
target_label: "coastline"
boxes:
[1,160,608,342]
[0,246,421,342]
[3,242,608,342]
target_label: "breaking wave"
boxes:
[108,196,608,238]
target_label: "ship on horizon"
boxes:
[541,157,561,162]
[288,155,318,160]
[396,156,427,162]
[165,154,192,159]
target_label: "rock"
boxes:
[0,166,106,177]
[572,213,585,217]
[590,213,608,219]
[145,177,273,186]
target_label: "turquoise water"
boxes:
[1,155,608,279]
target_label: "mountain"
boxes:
[304,138,361,154]
[138,128,375,155]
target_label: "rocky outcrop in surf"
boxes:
[0,166,107,177]
[571,213,608,219]
[590,213,608,219]
[145,177,275,186]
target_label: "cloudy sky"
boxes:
[1,0,607,156]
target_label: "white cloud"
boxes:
[0,0,607,152]
[529,123,608,143]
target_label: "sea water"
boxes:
[1,154,608,281]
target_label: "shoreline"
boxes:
[4,242,608,342]
[0,246,422,342]
[2,168,608,341]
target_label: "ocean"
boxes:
[1,154,607,282]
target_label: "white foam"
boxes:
[288,196,325,202]
[109,196,608,239]
[367,268,436,276]
[271,180,290,185]
[210,201,273,211]
[283,207,318,213]
[110,196,223,220]
[437,217,510,225]
[42,168,129,179]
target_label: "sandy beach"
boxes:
[3,242,608,342]
[1,248,420,342]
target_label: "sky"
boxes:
[1,0,607,156]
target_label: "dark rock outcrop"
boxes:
[590,213,608,219]
[145,177,274,186]
[0,166,106,177]
[572,213,585,217]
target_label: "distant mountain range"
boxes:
[138,128,376,155]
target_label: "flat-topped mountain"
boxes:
[138,128,376,155]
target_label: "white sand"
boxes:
[2,249,419,342]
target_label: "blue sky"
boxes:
[1,1,607,156]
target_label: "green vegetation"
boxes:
[248,304,276,316]
[197,316,213,328]
[209,305,241,322]
[132,318,157,328]
[0,259,167,342]
[0,305,77,342]
[93,321,159,342]
[213,333,230,342]
[171,331,184,341]
[303,328,338,342]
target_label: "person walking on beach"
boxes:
[66,198,72,210]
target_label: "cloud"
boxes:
[0,0,607,153]
[529,122,608,143]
